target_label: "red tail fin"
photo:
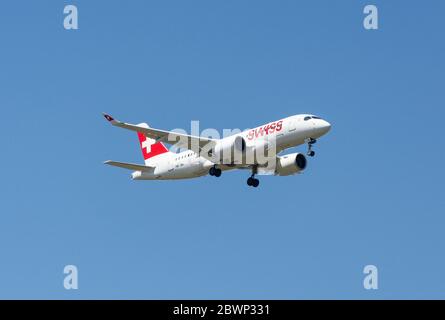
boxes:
[138,132,169,163]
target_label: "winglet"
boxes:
[102,113,118,125]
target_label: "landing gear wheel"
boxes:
[247,176,259,187]
[209,167,222,177]
[308,150,315,157]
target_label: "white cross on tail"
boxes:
[141,138,155,153]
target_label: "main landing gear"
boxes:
[247,176,260,188]
[306,138,317,157]
[247,166,260,188]
[209,166,222,177]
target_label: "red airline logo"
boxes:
[246,120,283,140]
[138,133,169,160]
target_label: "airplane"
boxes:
[102,113,331,187]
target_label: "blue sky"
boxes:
[0,0,444,299]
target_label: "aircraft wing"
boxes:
[103,113,217,152]
[104,160,155,171]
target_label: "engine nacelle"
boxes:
[209,135,246,164]
[276,153,307,176]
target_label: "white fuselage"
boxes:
[132,114,331,180]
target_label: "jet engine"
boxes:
[276,153,307,176]
[209,135,246,164]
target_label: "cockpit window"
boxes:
[304,116,323,121]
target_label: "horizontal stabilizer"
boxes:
[104,160,155,171]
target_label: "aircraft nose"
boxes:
[318,120,331,135]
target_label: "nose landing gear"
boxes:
[306,138,317,157]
